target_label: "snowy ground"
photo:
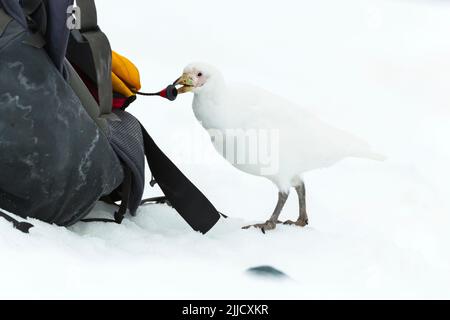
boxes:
[1,0,450,299]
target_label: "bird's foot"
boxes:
[283,218,309,227]
[242,220,281,234]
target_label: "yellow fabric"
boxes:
[111,51,141,97]
[111,72,134,98]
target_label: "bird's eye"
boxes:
[197,72,203,77]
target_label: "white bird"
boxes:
[175,63,384,232]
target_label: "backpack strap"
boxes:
[81,166,132,224]
[67,0,113,116]
[0,209,34,234]
[140,123,221,234]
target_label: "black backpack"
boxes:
[0,0,222,234]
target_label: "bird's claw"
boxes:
[242,220,280,233]
[283,219,309,227]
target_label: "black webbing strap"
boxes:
[140,123,221,234]
[0,210,34,233]
[114,166,132,223]
[82,30,112,115]
[81,166,132,224]
[76,0,97,31]
[71,0,112,115]
[139,196,228,218]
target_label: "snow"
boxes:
[1,0,450,299]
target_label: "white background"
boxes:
[1,0,450,299]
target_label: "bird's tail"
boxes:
[330,126,387,162]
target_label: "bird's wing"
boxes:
[227,83,380,162]
[226,84,313,129]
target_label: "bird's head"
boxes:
[175,63,224,95]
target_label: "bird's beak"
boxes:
[174,73,194,94]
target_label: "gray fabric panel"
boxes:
[21,31,46,48]
[107,110,146,215]
[0,0,27,28]
[100,111,120,122]
[0,7,12,36]
[20,0,46,49]
[0,12,25,51]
